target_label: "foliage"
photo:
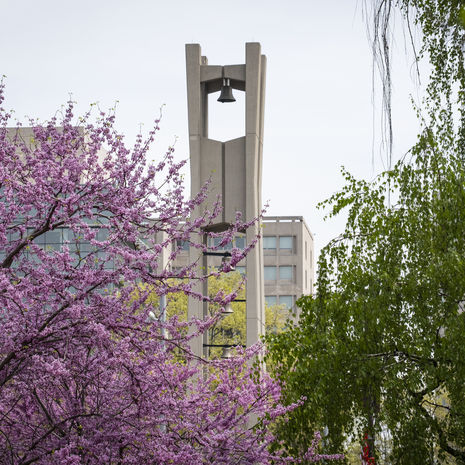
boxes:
[208,272,290,344]
[266,100,465,464]
[138,271,289,359]
[0,82,342,465]
[370,0,465,167]
[266,2,465,464]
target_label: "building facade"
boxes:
[172,215,314,316]
[262,216,314,314]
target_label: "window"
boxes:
[279,295,294,310]
[265,295,277,306]
[279,266,293,280]
[263,236,276,250]
[210,236,232,250]
[209,236,244,250]
[235,236,246,250]
[264,266,277,281]
[279,236,293,250]
[96,228,109,242]
[176,240,190,251]
[235,266,246,275]
[37,229,63,252]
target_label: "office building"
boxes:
[262,216,314,313]
[172,215,314,316]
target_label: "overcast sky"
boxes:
[0,0,423,264]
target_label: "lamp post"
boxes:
[148,293,167,343]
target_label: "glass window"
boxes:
[8,230,21,242]
[265,295,277,306]
[67,242,79,253]
[97,228,109,242]
[279,266,293,280]
[78,241,92,253]
[44,230,62,244]
[279,236,293,250]
[176,240,190,251]
[279,295,294,309]
[235,266,246,275]
[263,236,276,250]
[212,236,232,250]
[264,266,277,281]
[33,234,45,245]
[34,229,65,251]
[235,236,246,249]
[45,243,61,252]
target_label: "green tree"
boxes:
[138,271,288,358]
[266,2,465,464]
[269,102,465,465]
[267,129,465,463]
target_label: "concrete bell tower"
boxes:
[186,43,266,357]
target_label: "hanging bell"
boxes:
[217,78,236,103]
[221,346,233,359]
[221,302,234,317]
[221,252,235,271]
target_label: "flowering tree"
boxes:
[0,82,342,465]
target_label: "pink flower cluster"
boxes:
[0,81,341,465]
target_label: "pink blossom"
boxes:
[0,81,341,465]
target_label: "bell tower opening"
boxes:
[207,88,245,142]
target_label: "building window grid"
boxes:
[265,295,295,310]
[279,236,293,251]
[2,227,114,269]
[264,266,277,281]
[279,295,294,310]
[176,239,190,251]
[279,265,294,281]
[207,236,246,251]
[263,236,276,251]
[265,295,277,306]
[264,235,295,254]
[235,266,246,275]
[264,265,295,282]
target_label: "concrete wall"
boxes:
[185,43,267,356]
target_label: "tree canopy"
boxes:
[138,271,289,359]
[267,2,465,464]
[0,82,343,465]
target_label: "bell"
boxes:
[221,252,235,271]
[221,346,233,359]
[217,78,236,103]
[221,302,234,317]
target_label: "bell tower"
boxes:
[186,43,266,357]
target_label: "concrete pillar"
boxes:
[186,43,266,357]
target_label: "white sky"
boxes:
[0,0,423,264]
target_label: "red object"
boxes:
[361,433,376,464]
